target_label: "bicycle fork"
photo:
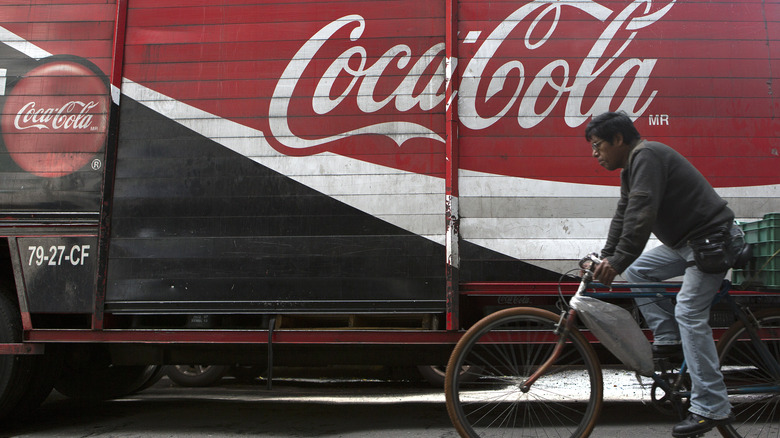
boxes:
[521,274,592,392]
[520,307,580,392]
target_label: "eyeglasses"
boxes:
[591,139,606,152]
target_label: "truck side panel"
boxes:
[0,2,115,316]
[0,3,114,215]
[457,0,780,273]
[107,0,780,312]
[106,98,447,313]
[0,0,777,319]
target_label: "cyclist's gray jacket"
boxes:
[600,141,734,274]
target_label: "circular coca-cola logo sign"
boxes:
[1,59,109,178]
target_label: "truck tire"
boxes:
[0,291,35,422]
[54,344,160,400]
[8,345,61,419]
[134,365,166,392]
[165,365,228,387]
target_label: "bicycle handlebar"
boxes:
[578,252,602,271]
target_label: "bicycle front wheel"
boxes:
[716,308,780,438]
[445,307,603,438]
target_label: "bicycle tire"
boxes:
[445,307,603,438]
[716,307,780,438]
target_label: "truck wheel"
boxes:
[0,291,35,422]
[9,344,62,419]
[165,365,228,387]
[134,365,165,392]
[54,344,159,400]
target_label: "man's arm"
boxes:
[595,190,625,286]
[597,149,665,282]
[601,188,627,259]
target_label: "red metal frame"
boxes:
[25,329,461,345]
[7,280,774,354]
[444,0,460,331]
[93,0,128,330]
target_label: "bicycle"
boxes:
[444,254,780,438]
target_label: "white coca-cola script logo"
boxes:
[270,0,676,150]
[14,100,99,131]
[270,15,446,149]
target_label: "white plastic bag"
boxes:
[570,294,654,377]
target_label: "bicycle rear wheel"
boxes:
[445,307,603,438]
[716,308,780,438]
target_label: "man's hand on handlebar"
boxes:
[592,258,618,286]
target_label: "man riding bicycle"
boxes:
[585,111,736,437]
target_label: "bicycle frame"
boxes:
[446,247,780,438]
[445,272,780,438]
[523,276,780,404]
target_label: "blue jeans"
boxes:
[622,244,732,420]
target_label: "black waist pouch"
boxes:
[688,226,734,274]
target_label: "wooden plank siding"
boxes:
[456,0,779,273]
[107,0,449,312]
[1,1,777,315]
[0,1,116,214]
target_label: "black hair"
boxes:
[584,111,641,145]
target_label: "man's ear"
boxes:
[614,133,624,147]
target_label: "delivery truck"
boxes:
[0,0,777,420]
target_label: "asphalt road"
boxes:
[2,367,727,438]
